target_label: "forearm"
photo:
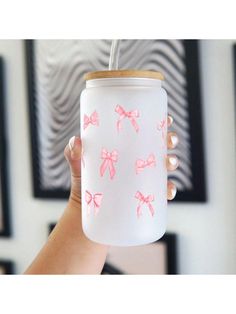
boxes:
[24,193,108,274]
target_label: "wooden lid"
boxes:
[84,70,164,81]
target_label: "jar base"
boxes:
[82,226,166,247]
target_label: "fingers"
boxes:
[166,154,178,200]
[167,115,178,201]
[167,115,178,150]
[167,115,173,127]
[166,154,179,171]
[65,136,82,176]
[167,131,179,149]
[167,181,177,200]
[68,136,81,161]
[64,136,82,198]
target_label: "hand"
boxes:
[166,115,179,200]
[64,115,179,204]
[24,116,179,274]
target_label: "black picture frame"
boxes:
[101,263,124,275]
[0,260,14,274]
[48,223,56,234]
[48,224,177,275]
[25,41,70,199]
[180,41,206,202]
[101,233,177,275]
[26,40,206,202]
[0,57,11,237]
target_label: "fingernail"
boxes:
[69,136,75,151]
[69,136,81,160]
[169,156,178,166]
[170,134,178,147]
[169,186,177,199]
[168,115,173,126]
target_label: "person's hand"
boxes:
[166,115,179,200]
[64,136,82,206]
[25,116,179,274]
[64,115,179,205]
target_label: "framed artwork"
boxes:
[102,233,177,275]
[0,260,14,274]
[26,40,206,201]
[48,224,177,275]
[101,263,123,275]
[0,57,11,237]
[48,223,56,234]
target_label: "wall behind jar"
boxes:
[0,40,235,274]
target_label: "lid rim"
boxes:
[84,70,164,81]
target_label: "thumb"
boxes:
[64,136,82,201]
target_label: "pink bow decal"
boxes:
[83,111,99,130]
[157,118,167,142]
[85,190,103,215]
[100,148,118,180]
[135,191,155,218]
[115,105,140,133]
[135,153,156,174]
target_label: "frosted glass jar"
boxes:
[80,70,167,246]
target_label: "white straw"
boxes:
[109,40,121,70]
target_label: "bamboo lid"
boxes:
[84,70,164,81]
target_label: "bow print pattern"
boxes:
[135,191,155,218]
[83,111,99,130]
[85,190,103,216]
[157,117,167,147]
[135,153,156,174]
[100,148,118,180]
[115,105,140,133]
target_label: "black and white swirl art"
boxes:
[26,40,206,201]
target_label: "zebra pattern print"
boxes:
[34,40,192,191]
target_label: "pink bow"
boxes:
[115,105,140,133]
[157,118,167,140]
[83,111,99,130]
[135,191,155,218]
[135,153,156,174]
[85,190,103,215]
[100,148,118,180]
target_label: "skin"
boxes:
[24,115,179,274]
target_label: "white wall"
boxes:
[0,40,66,273]
[0,40,235,274]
